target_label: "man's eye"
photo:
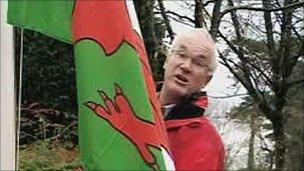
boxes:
[177,53,186,58]
[195,61,207,68]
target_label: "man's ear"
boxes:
[202,75,213,88]
[163,57,169,69]
[206,75,213,83]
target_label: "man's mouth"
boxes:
[174,74,189,85]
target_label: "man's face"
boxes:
[163,36,214,98]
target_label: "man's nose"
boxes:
[180,59,191,72]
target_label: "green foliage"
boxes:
[150,15,168,81]
[143,14,168,82]
[237,166,271,171]
[231,36,302,58]
[15,28,77,114]
[20,102,78,145]
[153,16,167,45]
[284,63,304,170]
[228,96,267,123]
[286,60,304,110]
[232,37,269,55]
[14,28,78,145]
[19,140,81,171]
[229,81,303,169]
[284,107,304,170]
[150,49,167,82]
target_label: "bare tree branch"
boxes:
[165,10,195,23]
[218,51,251,92]
[165,15,194,27]
[220,1,304,19]
[218,31,274,89]
[209,93,248,99]
[263,0,277,59]
[157,0,175,43]
[286,78,304,87]
[203,0,214,7]
[277,0,295,88]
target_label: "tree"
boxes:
[283,59,303,170]
[134,0,168,81]
[138,0,303,169]
[228,96,274,170]
[212,1,303,169]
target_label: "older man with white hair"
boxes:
[159,28,225,170]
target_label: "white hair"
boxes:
[170,28,217,74]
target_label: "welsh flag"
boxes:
[8,1,174,170]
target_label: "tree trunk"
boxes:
[157,0,175,43]
[272,115,286,170]
[247,112,256,170]
[194,0,204,28]
[210,0,222,39]
[133,0,159,58]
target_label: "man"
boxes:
[159,28,225,170]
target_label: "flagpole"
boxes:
[1,1,16,170]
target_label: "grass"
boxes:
[19,140,82,171]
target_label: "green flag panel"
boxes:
[75,40,166,170]
[8,0,74,43]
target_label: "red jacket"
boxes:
[164,93,225,171]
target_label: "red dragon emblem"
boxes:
[86,84,168,170]
[73,1,170,170]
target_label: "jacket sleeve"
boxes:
[181,124,225,171]
[187,139,225,171]
[167,119,225,171]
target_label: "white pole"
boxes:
[1,1,16,170]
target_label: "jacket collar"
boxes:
[164,91,208,120]
[156,82,209,120]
